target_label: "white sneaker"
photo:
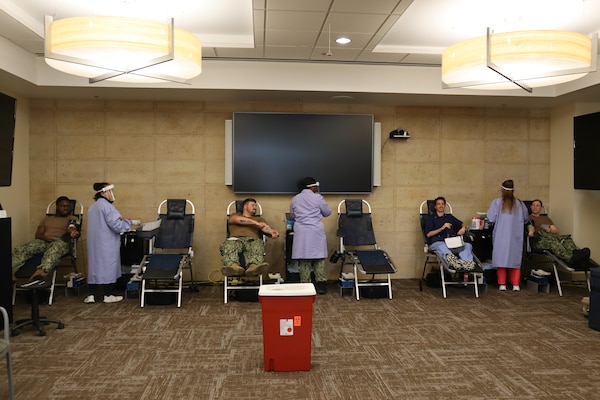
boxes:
[532,269,551,277]
[499,285,507,291]
[103,295,123,303]
[513,285,520,291]
[83,295,95,304]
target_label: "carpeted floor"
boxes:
[2,279,599,400]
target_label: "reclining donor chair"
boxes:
[523,200,597,296]
[13,199,83,306]
[222,200,267,303]
[139,199,195,308]
[419,200,484,298]
[332,199,397,300]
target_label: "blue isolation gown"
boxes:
[86,197,132,284]
[289,189,332,260]
[486,198,529,269]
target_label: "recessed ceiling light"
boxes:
[336,37,351,45]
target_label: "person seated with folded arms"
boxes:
[527,199,591,266]
[220,198,279,277]
[12,196,80,281]
[425,196,475,270]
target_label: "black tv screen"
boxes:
[232,112,374,194]
[0,92,16,187]
[574,111,600,190]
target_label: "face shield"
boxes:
[306,181,320,192]
[97,184,116,202]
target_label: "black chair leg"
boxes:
[12,287,64,337]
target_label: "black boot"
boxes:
[315,281,328,295]
[570,248,590,266]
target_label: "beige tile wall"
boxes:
[28,99,550,281]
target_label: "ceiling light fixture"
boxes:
[442,28,597,92]
[336,37,351,45]
[44,15,202,84]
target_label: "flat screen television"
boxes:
[232,112,374,194]
[0,92,16,187]
[574,111,600,190]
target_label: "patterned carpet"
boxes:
[3,279,599,400]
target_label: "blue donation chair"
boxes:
[419,200,484,298]
[523,200,597,296]
[222,200,266,304]
[139,199,195,308]
[13,199,83,306]
[332,200,397,300]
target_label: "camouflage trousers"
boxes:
[220,237,265,268]
[12,238,70,273]
[298,259,327,283]
[531,230,578,262]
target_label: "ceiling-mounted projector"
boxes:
[389,129,410,138]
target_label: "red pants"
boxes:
[496,267,520,286]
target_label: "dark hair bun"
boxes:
[302,177,316,187]
[93,182,108,191]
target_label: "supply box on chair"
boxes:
[65,273,85,288]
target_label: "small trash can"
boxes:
[589,267,600,331]
[258,283,316,371]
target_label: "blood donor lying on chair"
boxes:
[425,196,475,270]
[527,199,591,266]
[220,198,279,277]
[11,196,80,281]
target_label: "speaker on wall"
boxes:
[0,92,16,187]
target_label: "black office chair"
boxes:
[11,280,64,336]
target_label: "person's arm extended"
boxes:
[67,218,80,238]
[229,214,266,230]
[261,223,279,239]
[527,222,536,237]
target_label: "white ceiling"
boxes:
[1,0,600,107]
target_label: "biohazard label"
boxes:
[280,319,293,336]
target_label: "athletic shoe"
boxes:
[499,285,507,291]
[103,295,123,303]
[570,248,591,266]
[532,269,551,277]
[513,285,520,291]
[461,260,476,271]
[445,254,459,270]
[83,295,95,304]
